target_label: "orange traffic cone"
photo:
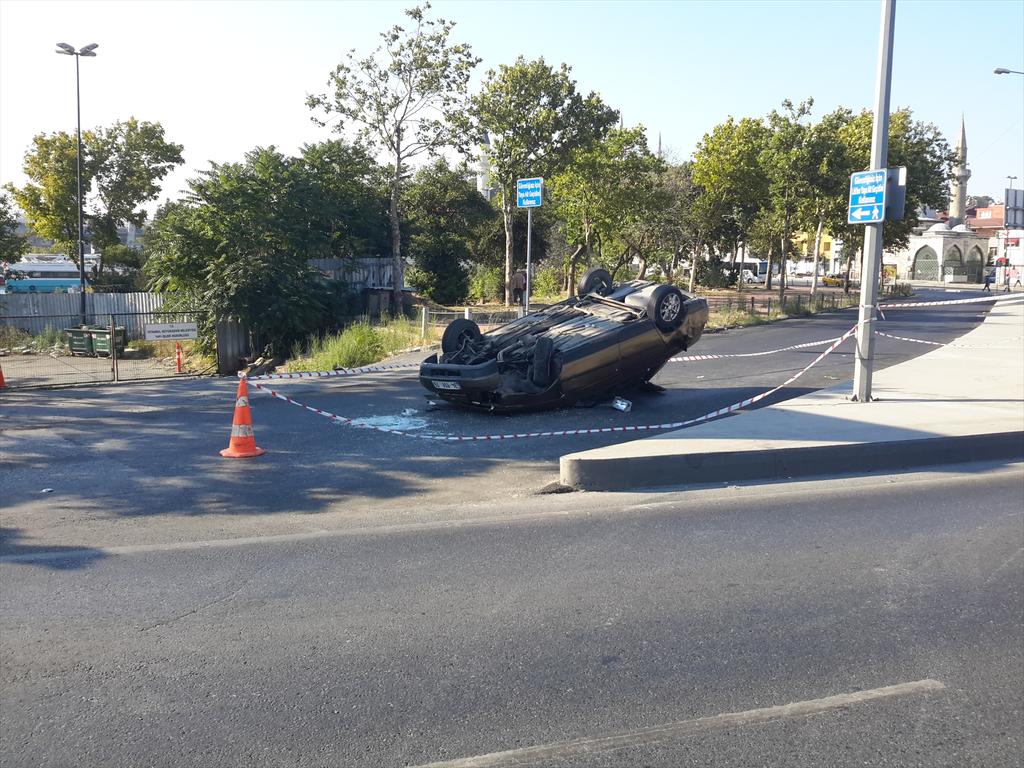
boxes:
[220,378,265,458]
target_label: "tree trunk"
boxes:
[502,192,514,306]
[843,245,856,294]
[636,254,648,280]
[567,243,585,297]
[809,216,824,301]
[687,240,701,293]
[777,218,789,304]
[610,247,629,282]
[389,142,403,312]
[765,247,774,291]
[737,240,746,294]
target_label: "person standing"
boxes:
[1004,270,1012,293]
[511,270,526,305]
[982,270,993,292]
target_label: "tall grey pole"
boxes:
[525,207,532,314]
[852,0,896,402]
[75,53,87,326]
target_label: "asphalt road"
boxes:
[0,289,997,552]
[2,463,1022,767]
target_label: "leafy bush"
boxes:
[407,236,469,305]
[0,325,31,349]
[531,265,563,299]
[695,258,731,288]
[468,264,504,304]
[34,325,63,348]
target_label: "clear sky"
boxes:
[1,0,1022,218]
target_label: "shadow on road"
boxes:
[0,527,107,569]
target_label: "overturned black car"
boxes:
[419,269,710,412]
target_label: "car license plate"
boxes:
[433,380,460,390]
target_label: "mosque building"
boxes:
[892,117,990,283]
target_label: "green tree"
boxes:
[470,56,618,304]
[0,192,28,263]
[797,107,854,299]
[403,159,497,304]
[89,119,184,255]
[835,108,955,251]
[146,143,387,355]
[648,161,702,284]
[822,108,954,291]
[5,131,99,259]
[308,2,479,309]
[759,99,815,299]
[6,121,182,264]
[691,116,770,290]
[551,125,664,293]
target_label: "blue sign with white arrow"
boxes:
[848,169,887,224]
[516,177,543,208]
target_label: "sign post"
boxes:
[516,177,543,313]
[851,0,896,404]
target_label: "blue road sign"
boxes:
[848,169,887,224]
[516,177,543,208]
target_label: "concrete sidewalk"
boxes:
[561,297,1024,491]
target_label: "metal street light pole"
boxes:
[852,0,896,403]
[55,42,97,326]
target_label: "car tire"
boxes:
[578,267,613,297]
[648,284,685,331]
[530,336,555,387]
[441,318,482,354]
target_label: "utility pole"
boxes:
[56,42,98,326]
[852,0,896,402]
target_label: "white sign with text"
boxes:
[145,322,198,341]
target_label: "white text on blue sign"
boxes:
[516,177,543,208]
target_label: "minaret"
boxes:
[948,116,970,226]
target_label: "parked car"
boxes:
[740,269,762,284]
[419,269,710,412]
[822,274,845,287]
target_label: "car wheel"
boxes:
[648,284,685,331]
[441,318,482,354]
[530,336,555,387]
[577,267,613,297]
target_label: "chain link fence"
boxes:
[0,311,212,389]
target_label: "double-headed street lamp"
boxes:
[55,41,98,326]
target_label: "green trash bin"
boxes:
[89,326,126,357]
[65,327,94,356]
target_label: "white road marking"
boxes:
[413,679,946,768]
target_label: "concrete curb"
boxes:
[560,431,1024,491]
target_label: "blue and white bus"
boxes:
[1,262,88,293]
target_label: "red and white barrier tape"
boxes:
[877,293,1022,309]
[669,335,845,362]
[248,324,858,441]
[246,362,419,381]
[873,330,1022,348]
